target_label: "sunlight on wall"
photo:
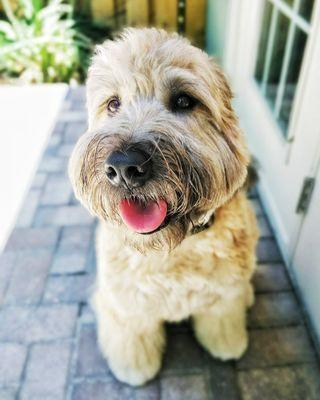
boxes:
[0,84,68,251]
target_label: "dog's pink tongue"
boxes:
[119,199,167,233]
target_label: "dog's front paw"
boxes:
[98,325,164,386]
[200,327,248,361]
[193,311,248,361]
[108,353,161,386]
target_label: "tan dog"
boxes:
[69,28,258,386]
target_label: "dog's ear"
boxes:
[207,59,238,134]
[208,58,250,162]
[204,58,251,197]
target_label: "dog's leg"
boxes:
[92,291,165,386]
[192,290,250,360]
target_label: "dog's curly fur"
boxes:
[69,28,259,386]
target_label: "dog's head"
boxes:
[69,28,249,251]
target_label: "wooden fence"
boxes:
[0,0,206,47]
[87,0,206,47]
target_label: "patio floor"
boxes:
[0,87,320,400]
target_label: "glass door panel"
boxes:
[254,0,314,138]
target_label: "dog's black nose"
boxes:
[105,149,152,188]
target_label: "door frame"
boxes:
[222,0,320,265]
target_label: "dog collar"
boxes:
[190,213,215,235]
[139,212,215,236]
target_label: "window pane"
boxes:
[299,0,314,21]
[265,12,290,108]
[255,1,273,82]
[254,1,310,138]
[278,28,308,132]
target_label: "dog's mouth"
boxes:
[119,198,168,234]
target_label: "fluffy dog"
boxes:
[69,28,258,386]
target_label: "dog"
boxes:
[69,28,259,386]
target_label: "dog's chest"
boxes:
[98,223,246,321]
[141,271,220,321]
[102,246,233,321]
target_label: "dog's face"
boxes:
[69,28,249,251]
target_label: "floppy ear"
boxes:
[208,58,250,166]
[203,58,251,198]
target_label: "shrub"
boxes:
[0,0,92,83]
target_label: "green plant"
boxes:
[0,0,92,83]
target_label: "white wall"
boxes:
[0,84,68,251]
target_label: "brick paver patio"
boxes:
[0,87,320,400]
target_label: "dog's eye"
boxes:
[171,93,196,112]
[107,97,120,113]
